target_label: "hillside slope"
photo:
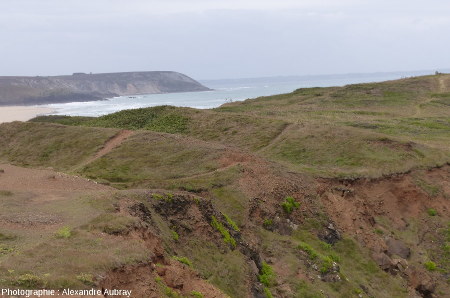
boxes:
[0,74,449,298]
[0,71,210,106]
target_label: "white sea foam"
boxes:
[42,71,437,117]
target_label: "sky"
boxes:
[1,0,449,79]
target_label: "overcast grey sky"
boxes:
[1,0,449,79]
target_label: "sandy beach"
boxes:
[0,106,55,124]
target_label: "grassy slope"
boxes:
[1,74,449,297]
[0,122,118,170]
[32,74,450,178]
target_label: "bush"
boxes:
[173,256,193,267]
[211,216,236,248]
[223,213,240,232]
[0,232,16,241]
[190,291,204,298]
[320,256,334,274]
[258,262,275,287]
[16,274,42,288]
[171,230,179,241]
[427,208,438,216]
[55,226,72,239]
[0,190,13,196]
[76,273,94,285]
[263,219,273,229]
[424,261,437,271]
[263,287,274,298]
[298,242,318,260]
[281,196,300,214]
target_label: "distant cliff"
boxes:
[0,71,210,106]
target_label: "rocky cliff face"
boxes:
[0,71,210,105]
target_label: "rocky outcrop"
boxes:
[0,71,210,106]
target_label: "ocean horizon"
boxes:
[43,69,449,117]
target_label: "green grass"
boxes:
[190,291,204,298]
[424,261,437,271]
[0,122,118,170]
[172,256,193,267]
[79,131,222,188]
[0,233,16,241]
[223,213,240,232]
[210,216,236,248]
[281,196,300,214]
[0,190,13,197]
[427,208,438,216]
[258,262,276,287]
[171,230,179,241]
[55,227,72,239]
[177,238,248,297]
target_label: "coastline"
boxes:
[0,106,55,124]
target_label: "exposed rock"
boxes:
[319,222,341,244]
[385,237,411,259]
[0,71,210,106]
[321,262,341,282]
[415,277,436,298]
[373,252,393,271]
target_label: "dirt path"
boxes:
[257,123,293,152]
[438,76,447,92]
[413,77,448,117]
[0,163,111,192]
[76,129,134,169]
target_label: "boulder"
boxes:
[386,237,411,259]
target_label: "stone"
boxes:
[319,223,341,244]
[373,252,393,271]
[385,237,411,259]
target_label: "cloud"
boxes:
[0,0,449,78]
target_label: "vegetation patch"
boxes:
[172,256,193,267]
[76,273,94,286]
[0,232,16,241]
[281,196,300,214]
[0,190,13,197]
[427,208,438,216]
[86,213,137,235]
[424,261,437,271]
[223,213,240,232]
[210,216,236,248]
[258,262,276,287]
[55,226,72,239]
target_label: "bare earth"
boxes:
[0,106,55,124]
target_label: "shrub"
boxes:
[55,226,72,239]
[320,256,334,274]
[223,213,240,232]
[263,219,273,229]
[319,241,332,250]
[258,262,275,287]
[424,261,437,271]
[281,196,300,214]
[298,242,318,260]
[16,274,42,288]
[171,230,179,241]
[0,190,13,196]
[374,228,384,235]
[190,291,204,298]
[0,232,16,241]
[173,256,192,267]
[328,253,341,263]
[427,208,438,216]
[76,273,94,285]
[263,287,274,298]
[211,216,236,248]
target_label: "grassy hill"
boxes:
[0,74,449,297]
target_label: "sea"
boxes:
[43,69,447,117]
